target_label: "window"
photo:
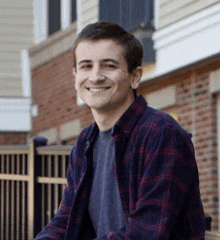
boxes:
[71,0,77,23]
[99,0,154,31]
[49,0,77,36]
[99,0,155,63]
[48,0,61,35]
[34,0,77,43]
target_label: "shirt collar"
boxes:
[86,95,148,140]
[112,95,147,136]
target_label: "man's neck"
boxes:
[91,101,134,131]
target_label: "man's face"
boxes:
[74,39,140,114]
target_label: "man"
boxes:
[35,21,205,239]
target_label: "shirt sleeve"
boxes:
[33,147,76,240]
[97,123,205,240]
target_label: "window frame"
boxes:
[34,0,77,43]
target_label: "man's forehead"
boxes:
[75,39,125,62]
[76,39,122,52]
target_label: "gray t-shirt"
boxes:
[89,129,127,238]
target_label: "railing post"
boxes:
[28,137,47,239]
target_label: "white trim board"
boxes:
[142,3,220,82]
[0,98,31,132]
[33,0,48,44]
[21,49,31,98]
[77,0,82,33]
[61,0,72,30]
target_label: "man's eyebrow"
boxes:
[78,58,119,65]
[102,58,119,64]
[78,59,92,65]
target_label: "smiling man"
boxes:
[74,39,141,131]
[34,21,205,240]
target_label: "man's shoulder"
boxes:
[136,105,190,139]
[130,95,180,129]
[140,106,178,128]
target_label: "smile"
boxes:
[86,87,111,92]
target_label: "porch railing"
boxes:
[0,137,72,240]
[0,137,220,239]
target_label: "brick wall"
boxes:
[139,59,220,230]
[0,132,28,145]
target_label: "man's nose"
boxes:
[89,65,105,82]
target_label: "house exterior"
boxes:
[140,0,220,231]
[29,0,220,231]
[0,0,34,145]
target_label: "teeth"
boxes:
[88,87,109,92]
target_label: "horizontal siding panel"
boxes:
[0,34,33,43]
[160,0,174,6]
[0,17,33,27]
[0,88,22,97]
[82,0,96,5]
[0,52,21,61]
[0,42,32,52]
[160,0,197,17]
[159,0,219,28]
[0,25,33,35]
[0,63,21,75]
[1,8,33,17]
[82,7,98,23]
[0,78,21,88]
[0,71,21,78]
[82,4,97,16]
[0,79,22,97]
[83,16,99,28]
[82,0,98,27]
[82,0,98,12]
[0,1,32,8]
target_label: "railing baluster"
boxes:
[42,155,45,229]
[54,155,59,215]
[16,154,20,240]
[16,181,20,240]
[28,139,35,239]
[62,155,66,193]
[1,180,4,240]
[47,155,52,223]
[11,155,15,240]
[6,155,9,240]
[22,154,25,239]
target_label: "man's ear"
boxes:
[73,67,76,77]
[73,68,77,90]
[131,66,143,89]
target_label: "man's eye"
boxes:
[81,64,92,69]
[104,64,116,69]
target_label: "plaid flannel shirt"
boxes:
[35,95,205,240]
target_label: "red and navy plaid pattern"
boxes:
[34,95,205,240]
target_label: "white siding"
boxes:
[81,0,99,28]
[144,3,220,82]
[159,0,219,29]
[0,0,34,97]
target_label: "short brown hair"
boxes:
[72,21,143,74]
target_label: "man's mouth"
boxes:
[86,87,111,92]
